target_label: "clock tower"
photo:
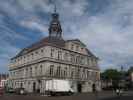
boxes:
[48,6,63,39]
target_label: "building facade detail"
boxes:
[9,8,101,93]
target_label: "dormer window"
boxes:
[20,56,22,60]
[76,45,79,51]
[81,48,84,51]
[71,44,74,50]
[41,49,43,53]
[31,53,34,59]
[35,51,38,54]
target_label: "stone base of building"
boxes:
[8,78,101,94]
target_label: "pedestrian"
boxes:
[92,83,98,100]
[116,88,120,96]
[92,83,96,93]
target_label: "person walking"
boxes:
[92,83,98,100]
[92,84,96,93]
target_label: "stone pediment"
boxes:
[66,39,86,47]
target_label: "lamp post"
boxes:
[118,66,125,96]
[121,66,125,89]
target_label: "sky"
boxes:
[0,0,133,73]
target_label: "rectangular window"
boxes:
[35,66,37,76]
[56,66,61,77]
[64,53,68,61]
[64,67,67,78]
[27,55,30,61]
[51,48,54,57]
[35,51,38,54]
[58,51,62,59]
[50,65,54,76]
[71,54,75,63]
[41,49,43,53]
[40,65,42,75]
[30,67,32,77]
[26,68,28,77]
[77,68,80,79]
[71,68,75,78]
[31,53,34,59]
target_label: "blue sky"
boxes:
[0,0,133,73]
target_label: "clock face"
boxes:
[53,27,58,32]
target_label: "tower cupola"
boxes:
[48,5,63,39]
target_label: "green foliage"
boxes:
[127,67,133,75]
[101,69,121,80]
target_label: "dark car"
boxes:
[6,88,15,93]
[15,88,27,95]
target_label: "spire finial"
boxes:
[54,4,56,13]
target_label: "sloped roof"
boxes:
[85,48,98,59]
[66,39,98,59]
[13,37,65,59]
[66,39,86,47]
[12,37,98,60]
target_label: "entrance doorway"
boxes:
[77,83,82,93]
[33,82,36,92]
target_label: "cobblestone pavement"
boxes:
[102,95,133,100]
[102,90,133,100]
[0,91,133,100]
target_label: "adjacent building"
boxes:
[9,8,101,93]
[0,74,8,88]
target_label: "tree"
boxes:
[101,69,121,88]
[101,69,121,80]
[127,67,133,75]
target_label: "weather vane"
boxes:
[54,4,56,13]
[50,0,57,13]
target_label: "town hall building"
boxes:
[9,7,101,93]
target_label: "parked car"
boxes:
[0,87,4,96]
[6,88,15,93]
[15,88,27,95]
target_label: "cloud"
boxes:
[17,0,52,13]
[20,16,48,35]
[0,0,133,72]
[0,41,20,73]
[64,0,133,70]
